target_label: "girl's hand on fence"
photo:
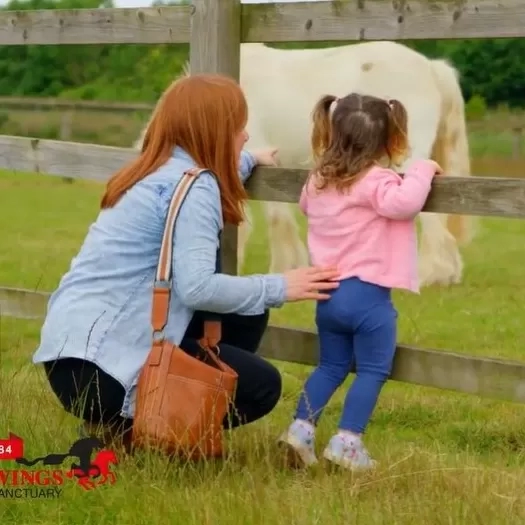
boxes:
[250,148,279,167]
[283,266,340,302]
[428,160,444,175]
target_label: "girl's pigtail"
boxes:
[311,94,338,162]
[386,98,409,166]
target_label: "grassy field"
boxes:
[1,169,525,524]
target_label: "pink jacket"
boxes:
[299,160,437,294]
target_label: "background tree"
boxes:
[0,0,523,107]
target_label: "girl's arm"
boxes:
[170,173,286,315]
[363,161,436,220]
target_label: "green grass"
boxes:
[1,170,525,523]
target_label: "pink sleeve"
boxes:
[362,161,436,220]
[299,184,308,215]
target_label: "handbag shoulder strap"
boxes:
[151,167,221,347]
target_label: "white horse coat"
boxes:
[136,41,474,287]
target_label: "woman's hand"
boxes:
[250,148,279,167]
[283,266,340,302]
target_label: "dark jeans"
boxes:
[43,309,280,438]
[295,277,396,434]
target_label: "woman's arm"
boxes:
[170,174,286,315]
[239,150,257,184]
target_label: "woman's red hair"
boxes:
[100,73,248,225]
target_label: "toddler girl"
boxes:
[278,92,442,470]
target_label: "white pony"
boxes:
[136,41,474,287]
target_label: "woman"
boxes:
[33,73,340,449]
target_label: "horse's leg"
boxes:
[265,201,309,273]
[419,116,471,287]
[244,108,309,273]
[107,472,117,484]
[433,68,476,250]
[418,212,462,287]
[418,62,474,287]
[95,474,107,487]
[398,102,461,287]
[78,477,96,490]
[418,178,463,286]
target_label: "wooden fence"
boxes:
[0,96,154,141]
[0,97,153,112]
[3,95,525,157]
[1,0,525,403]
[3,96,525,157]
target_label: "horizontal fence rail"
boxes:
[0,97,154,112]
[1,286,525,403]
[260,326,525,404]
[242,0,525,43]
[1,135,525,217]
[0,6,192,45]
[1,0,525,46]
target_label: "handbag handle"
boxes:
[151,167,221,349]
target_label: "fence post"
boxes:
[512,126,522,159]
[60,109,75,184]
[189,0,241,276]
[59,109,74,141]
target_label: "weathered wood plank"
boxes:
[259,325,525,404]
[2,286,525,403]
[2,136,525,218]
[1,1,524,46]
[0,287,49,319]
[0,96,154,112]
[190,0,241,80]
[189,0,241,276]
[0,6,191,45]
[245,166,525,218]
[0,135,135,181]
[242,0,525,43]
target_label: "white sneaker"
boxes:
[277,420,318,468]
[323,433,377,471]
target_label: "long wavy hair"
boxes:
[101,73,249,225]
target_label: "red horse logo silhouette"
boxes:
[64,449,118,491]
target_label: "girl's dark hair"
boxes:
[310,92,409,192]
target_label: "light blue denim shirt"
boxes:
[33,147,286,418]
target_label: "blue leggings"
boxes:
[294,277,397,434]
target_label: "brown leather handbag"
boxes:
[132,168,238,459]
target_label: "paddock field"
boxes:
[0,169,524,524]
[1,105,525,168]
